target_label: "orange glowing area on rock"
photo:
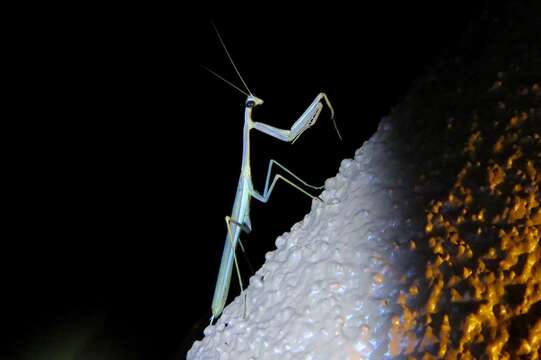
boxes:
[389,79,541,358]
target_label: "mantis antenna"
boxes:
[200,65,250,97]
[211,22,253,95]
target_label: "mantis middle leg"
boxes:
[252,159,324,204]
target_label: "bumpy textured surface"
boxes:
[189,6,540,359]
[188,114,426,359]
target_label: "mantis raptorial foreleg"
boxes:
[252,93,341,143]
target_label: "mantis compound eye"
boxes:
[246,100,255,108]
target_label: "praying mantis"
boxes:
[204,24,342,323]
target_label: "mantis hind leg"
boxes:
[228,217,252,234]
[227,217,254,274]
[225,216,247,319]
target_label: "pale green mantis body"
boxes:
[205,25,341,323]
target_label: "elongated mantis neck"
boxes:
[241,107,253,177]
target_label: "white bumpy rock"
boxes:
[188,115,431,359]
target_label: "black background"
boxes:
[6,2,493,359]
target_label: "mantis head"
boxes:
[246,95,264,108]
